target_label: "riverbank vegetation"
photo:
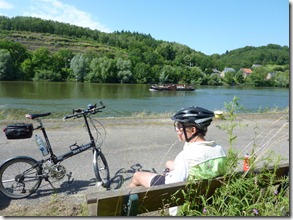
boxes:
[0,104,289,121]
[0,16,289,87]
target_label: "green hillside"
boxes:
[0,16,289,87]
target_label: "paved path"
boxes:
[0,113,289,215]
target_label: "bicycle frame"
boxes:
[0,102,109,199]
[34,113,99,165]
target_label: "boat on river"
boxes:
[149,84,195,91]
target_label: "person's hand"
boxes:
[163,168,170,176]
[165,160,175,170]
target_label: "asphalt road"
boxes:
[0,113,289,214]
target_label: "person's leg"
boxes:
[129,171,158,188]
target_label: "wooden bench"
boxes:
[86,163,289,216]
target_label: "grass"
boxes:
[1,30,115,54]
[257,106,289,113]
[0,194,88,216]
[0,106,289,121]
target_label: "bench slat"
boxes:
[86,162,289,216]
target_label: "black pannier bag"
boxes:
[4,123,33,139]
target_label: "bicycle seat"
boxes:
[26,112,51,120]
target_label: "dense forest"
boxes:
[0,16,289,87]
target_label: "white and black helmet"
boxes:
[171,106,215,129]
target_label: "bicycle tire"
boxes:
[0,156,42,199]
[93,149,110,188]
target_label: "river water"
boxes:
[0,81,289,118]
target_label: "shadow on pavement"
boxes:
[0,177,98,205]
[108,163,158,190]
[0,191,11,211]
[0,163,158,210]
[27,178,98,199]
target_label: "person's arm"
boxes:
[165,152,188,184]
[165,160,175,171]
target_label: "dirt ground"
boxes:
[0,112,290,216]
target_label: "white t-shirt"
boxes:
[164,141,226,215]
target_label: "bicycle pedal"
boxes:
[67,172,74,183]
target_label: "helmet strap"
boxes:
[183,127,199,142]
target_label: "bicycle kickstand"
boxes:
[44,177,56,189]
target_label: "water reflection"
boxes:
[0,81,289,117]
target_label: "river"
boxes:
[0,81,289,118]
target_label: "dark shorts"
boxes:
[150,175,165,186]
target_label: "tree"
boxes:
[207,74,223,86]
[143,50,162,66]
[133,63,151,84]
[0,40,30,79]
[188,66,204,85]
[244,67,270,87]
[100,57,118,83]
[87,57,102,82]
[155,42,176,61]
[21,58,34,80]
[0,49,13,80]
[118,70,132,83]
[70,53,90,82]
[128,48,143,67]
[87,57,117,83]
[32,47,53,71]
[234,71,245,84]
[159,65,177,84]
[117,58,133,83]
[223,71,236,86]
[52,49,74,81]
[30,47,57,81]
[177,66,189,84]
[33,69,62,82]
[273,71,289,87]
[149,64,162,83]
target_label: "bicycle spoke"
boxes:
[0,157,42,199]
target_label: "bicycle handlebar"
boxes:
[63,101,105,121]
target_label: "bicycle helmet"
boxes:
[171,106,215,129]
[171,106,214,142]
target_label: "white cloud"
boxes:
[25,0,111,33]
[0,0,14,9]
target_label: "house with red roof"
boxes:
[240,68,253,78]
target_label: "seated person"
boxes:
[129,106,227,215]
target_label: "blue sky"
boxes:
[0,0,290,55]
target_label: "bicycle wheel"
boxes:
[0,156,42,199]
[93,149,110,188]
